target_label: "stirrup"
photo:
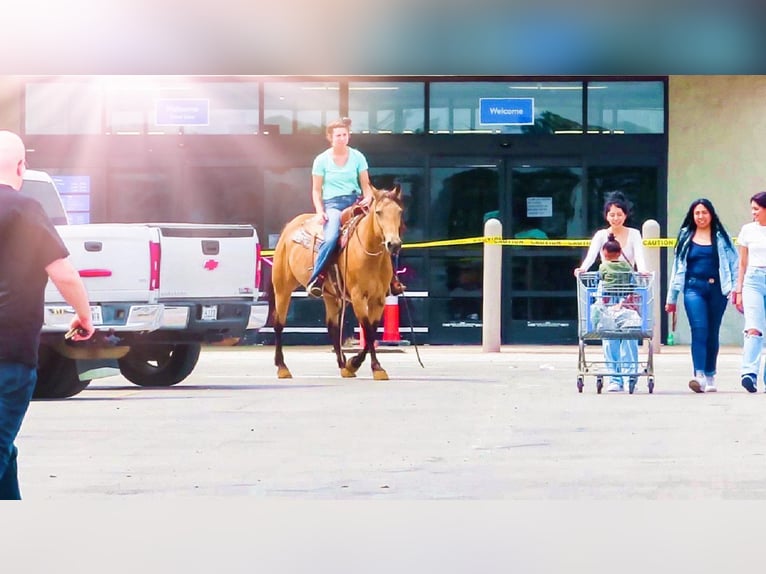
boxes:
[307,275,324,298]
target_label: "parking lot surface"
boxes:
[17,344,766,499]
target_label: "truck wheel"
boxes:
[33,345,91,400]
[118,343,201,387]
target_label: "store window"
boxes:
[429,81,583,134]
[587,81,664,134]
[263,81,340,135]
[262,167,314,248]
[348,82,425,134]
[25,81,103,135]
[103,77,258,135]
[584,166,660,263]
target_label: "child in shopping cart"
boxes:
[587,234,644,392]
[598,234,634,289]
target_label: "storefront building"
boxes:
[3,76,669,344]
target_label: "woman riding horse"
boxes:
[270,184,404,380]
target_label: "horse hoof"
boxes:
[277,368,293,379]
[341,368,357,378]
[373,370,389,381]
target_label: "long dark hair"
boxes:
[603,191,633,221]
[675,198,733,259]
[751,191,766,208]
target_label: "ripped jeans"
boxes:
[741,267,766,378]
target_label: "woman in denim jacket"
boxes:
[665,198,738,393]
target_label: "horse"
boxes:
[269,184,404,380]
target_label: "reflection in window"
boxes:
[587,81,664,134]
[262,167,314,248]
[369,168,425,242]
[430,166,499,240]
[586,166,659,240]
[511,255,580,293]
[348,82,425,134]
[102,77,259,135]
[25,81,103,135]
[184,167,260,223]
[108,171,174,223]
[511,167,583,239]
[511,295,577,321]
[263,81,340,135]
[429,81,583,134]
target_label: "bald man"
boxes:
[0,130,94,499]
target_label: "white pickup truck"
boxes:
[21,170,267,399]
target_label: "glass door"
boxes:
[505,162,584,343]
[428,159,500,344]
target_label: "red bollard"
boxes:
[381,295,402,344]
[358,322,366,349]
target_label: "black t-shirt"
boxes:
[0,184,69,367]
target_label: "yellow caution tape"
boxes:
[261,236,740,257]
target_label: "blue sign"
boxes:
[155,98,210,126]
[479,98,534,125]
[52,175,91,224]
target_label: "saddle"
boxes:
[290,201,368,253]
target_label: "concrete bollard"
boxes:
[642,219,661,353]
[482,218,502,352]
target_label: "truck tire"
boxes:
[118,343,201,387]
[33,345,91,400]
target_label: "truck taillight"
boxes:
[149,241,161,290]
[255,242,262,293]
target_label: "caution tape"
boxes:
[261,236,741,256]
[403,236,680,249]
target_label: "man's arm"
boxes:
[45,257,95,340]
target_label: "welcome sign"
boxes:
[479,97,534,125]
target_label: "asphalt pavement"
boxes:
[16,343,766,500]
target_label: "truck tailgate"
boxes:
[155,224,257,300]
[46,224,157,303]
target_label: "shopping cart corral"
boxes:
[576,271,656,394]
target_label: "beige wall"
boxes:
[668,75,766,346]
[0,76,23,132]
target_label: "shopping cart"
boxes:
[576,271,656,394]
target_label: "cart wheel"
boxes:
[628,377,638,395]
[648,377,655,394]
[577,376,584,393]
[596,376,603,394]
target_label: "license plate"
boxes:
[201,305,218,321]
[91,305,103,325]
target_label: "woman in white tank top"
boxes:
[734,191,766,392]
[575,191,646,393]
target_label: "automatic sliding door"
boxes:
[507,164,583,343]
[428,161,500,344]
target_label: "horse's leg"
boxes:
[366,316,388,380]
[343,315,370,377]
[359,297,388,380]
[272,255,297,380]
[272,289,293,378]
[323,295,349,375]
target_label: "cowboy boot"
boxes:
[390,277,406,296]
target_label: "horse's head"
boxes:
[371,184,404,254]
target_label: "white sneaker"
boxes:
[704,375,717,393]
[689,372,705,393]
[607,382,623,392]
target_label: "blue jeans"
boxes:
[602,339,638,387]
[308,194,359,283]
[683,277,728,377]
[0,362,37,500]
[741,267,766,378]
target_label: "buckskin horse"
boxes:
[269,184,404,379]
